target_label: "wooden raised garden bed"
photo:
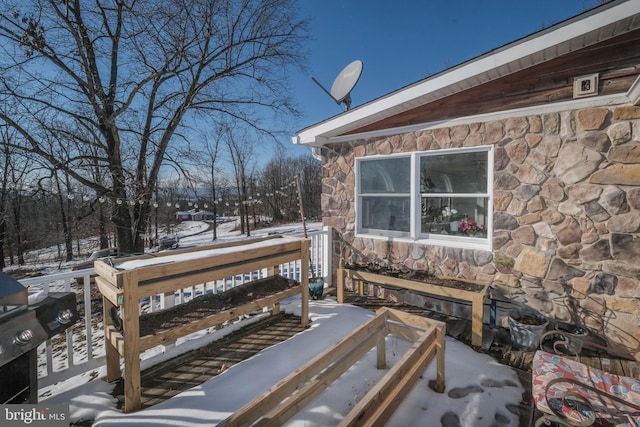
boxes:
[95,235,310,413]
[219,307,446,427]
[337,266,489,347]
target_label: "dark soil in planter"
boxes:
[344,263,485,293]
[137,275,299,337]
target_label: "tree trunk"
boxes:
[0,219,5,270]
[99,202,109,249]
[211,165,218,241]
[54,192,73,262]
[11,194,24,265]
[112,197,150,254]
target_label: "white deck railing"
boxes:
[18,227,332,394]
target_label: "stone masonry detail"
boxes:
[322,106,640,359]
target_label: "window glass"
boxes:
[360,196,410,232]
[420,151,487,193]
[421,196,488,237]
[360,157,410,193]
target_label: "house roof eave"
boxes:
[294,0,640,147]
[320,93,630,145]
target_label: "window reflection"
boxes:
[361,196,410,232]
[421,197,488,237]
[360,157,410,193]
[420,152,487,194]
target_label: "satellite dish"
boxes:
[312,60,363,110]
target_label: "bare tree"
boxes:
[225,126,256,236]
[186,126,225,240]
[292,153,322,220]
[260,145,292,222]
[0,128,15,269]
[258,146,320,223]
[2,154,33,266]
[0,0,307,253]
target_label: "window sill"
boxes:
[355,232,492,252]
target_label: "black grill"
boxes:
[0,272,79,403]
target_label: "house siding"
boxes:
[323,105,640,359]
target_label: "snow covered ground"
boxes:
[46,298,525,427]
[15,219,526,426]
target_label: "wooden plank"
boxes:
[344,269,488,301]
[163,235,283,255]
[622,359,640,378]
[471,293,484,347]
[272,301,280,315]
[386,322,421,342]
[95,276,123,307]
[599,357,625,377]
[383,307,437,332]
[123,238,302,283]
[578,355,602,371]
[138,287,300,351]
[338,325,439,427]
[94,259,124,287]
[218,312,388,427]
[134,250,303,299]
[360,341,438,427]
[337,268,345,304]
[132,242,294,281]
[255,331,381,427]
[122,270,142,413]
[103,298,122,382]
[104,324,125,356]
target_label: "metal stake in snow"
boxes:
[296,174,316,280]
[296,174,307,239]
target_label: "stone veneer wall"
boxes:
[322,105,640,359]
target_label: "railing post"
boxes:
[323,226,333,287]
[82,274,94,360]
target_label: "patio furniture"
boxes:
[532,350,640,426]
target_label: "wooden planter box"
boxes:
[219,307,446,427]
[95,235,310,413]
[337,267,489,347]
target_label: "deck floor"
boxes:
[110,312,306,411]
[342,291,640,426]
[95,291,639,426]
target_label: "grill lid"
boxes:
[0,272,27,306]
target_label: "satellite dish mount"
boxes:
[312,60,363,111]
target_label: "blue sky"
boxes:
[285,0,599,156]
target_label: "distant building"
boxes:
[176,209,215,221]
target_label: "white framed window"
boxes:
[355,146,492,249]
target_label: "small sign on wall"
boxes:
[573,73,599,98]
